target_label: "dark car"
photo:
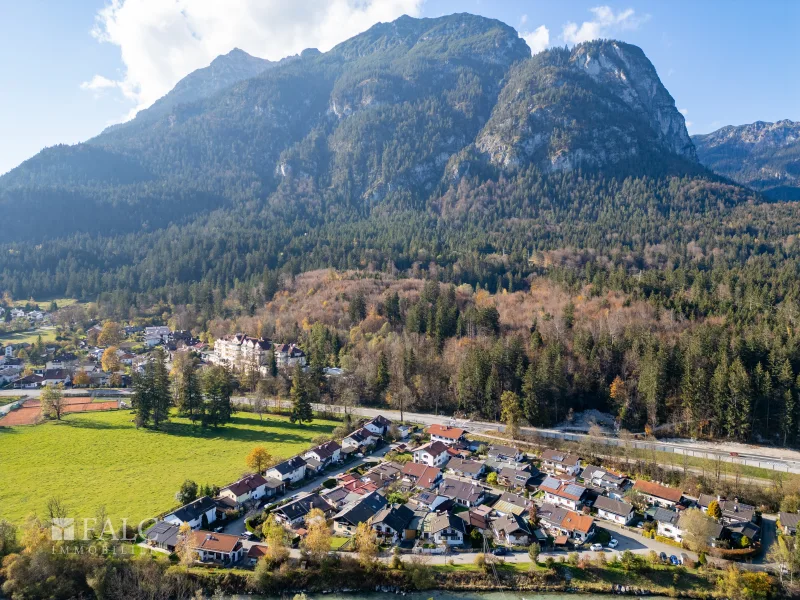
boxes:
[659,552,668,562]
[669,555,680,565]
[492,547,508,556]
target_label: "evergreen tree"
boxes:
[203,365,233,427]
[174,359,204,423]
[151,347,172,428]
[290,364,314,423]
[375,351,390,396]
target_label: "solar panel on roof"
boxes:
[565,484,585,496]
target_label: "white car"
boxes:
[590,543,604,552]
[608,538,619,548]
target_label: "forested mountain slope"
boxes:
[693,120,800,200]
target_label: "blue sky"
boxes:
[0,0,798,175]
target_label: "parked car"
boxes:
[669,555,680,566]
[608,538,619,549]
[680,553,690,565]
[240,531,253,539]
[659,552,668,562]
[213,526,224,533]
[590,543,604,552]
[492,547,508,556]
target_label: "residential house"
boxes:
[342,427,379,451]
[266,456,307,484]
[633,480,683,508]
[543,481,589,512]
[541,449,582,476]
[41,369,71,386]
[273,493,335,526]
[697,495,757,525]
[648,507,684,542]
[303,440,342,468]
[219,474,270,506]
[0,367,19,385]
[493,512,534,547]
[364,414,392,436]
[164,496,218,530]
[458,505,493,536]
[247,544,268,567]
[780,512,800,536]
[427,424,467,446]
[190,531,244,565]
[487,444,525,463]
[413,440,451,468]
[446,457,486,480]
[439,477,485,508]
[594,496,635,526]
[333,491,387,536]
[581,465,630,500]
[492,491,531,517]
[497,465,536,490]
[362,462,403,489]
[428,512,466,546]
[409,491,450,513]
[274,343,307,368]
[321,486,352,509]
[559,511,596,542]
[538,503,570,535]
[401,462,442,491]
[370,503,416,543]
[145,522,180,552]
[13,374,43,388]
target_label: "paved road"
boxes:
[7,385,800,474]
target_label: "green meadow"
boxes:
[0,409,337,526]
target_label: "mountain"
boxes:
[0,12,756,301]
[107,48,275,129]
[470,41,696,173]
[693,120,800,200]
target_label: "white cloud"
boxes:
[679,109,693,130]
[82,0,423,119]
[522,25,550,54]
[561,6,649,45]
[520,14,528,25]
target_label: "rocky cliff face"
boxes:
[693,120,800,199]
[473,40,696,173]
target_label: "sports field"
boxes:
[0,397,119,426]
[0,409,337,525]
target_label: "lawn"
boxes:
[0,409,338,526]
[0,327,58,346]
[0,396,24,406]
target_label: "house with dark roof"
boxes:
[320,485,351,508]
[266,456,307,484]
[333,491,388,536]
[164,496,218,530]
[439,477,485,507]
[446,457,486,480]
[541,449,582,476]
[428,512,467,546]
[409,491,450,513]
[145,522,180,552]
[413,440,451,468]
[594,496,635,525]
[304,440,342,467]
[493,512,534,547]
[364,414,392,436]
[273,492,335,526]
[633,480,683,508]
[580,465,630,499]
[401,462,442,490]
[342,427,379,450]
[370,503,415,543]
[537,502,570,534]
[219,474,271,506]
[497,465,536,490]
[487,444,524,463]
[780,512,800,535]
[697,495,757,525]
[646,507,684,541]
[458,505,493,535]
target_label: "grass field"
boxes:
[0,409,338,526]
[11,297,78,308]
[0,327,58,346]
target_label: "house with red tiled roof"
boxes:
[633,480,683,508]
[427,424,467,445]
